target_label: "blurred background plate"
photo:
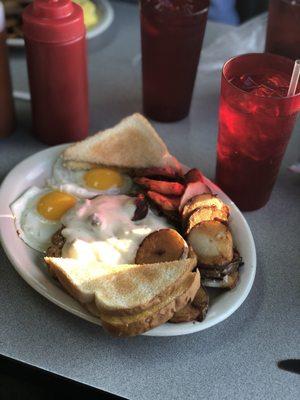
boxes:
[6,0,114,47]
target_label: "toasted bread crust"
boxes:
[44,256,198,316]
[93,257,197,316]
[62,113,175,169]
[100,271,200,337]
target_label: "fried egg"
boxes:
[61,195,170,265]
[10,187,77,252]
[47,157,132,198]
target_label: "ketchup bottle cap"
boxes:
[22,0,85,43]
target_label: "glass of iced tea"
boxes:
[265,0,300,60]
[140,0,210,122]
[216,53,300,211]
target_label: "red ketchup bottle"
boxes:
[22,0,89,145]
[0,1,15,138]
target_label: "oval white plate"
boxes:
[7,0,114,47]
[0,145,256,336]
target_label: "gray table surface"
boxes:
[1,1,300,399]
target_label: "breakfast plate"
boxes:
[0,145,256,336]
[6,0,114,47]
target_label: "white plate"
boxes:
[0,145,256,336]
[7,0,114,48]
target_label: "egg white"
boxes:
[10,186,75,253]
[47,157,132,199]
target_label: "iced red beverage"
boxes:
[216,53,300,211]
[265,0,300,60]
[140,0,210,122]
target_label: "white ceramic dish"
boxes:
[7,0,114,48]
[0,145,256,336]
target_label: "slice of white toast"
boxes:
[100,271,200,337]
[44,256,197,316]
[62,113,176,169]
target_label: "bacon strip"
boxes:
[147,191,180,211]
[135,177,185,196]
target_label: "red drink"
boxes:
[216,53,300,211]
[140,0,210,122]
[265,0,300,60]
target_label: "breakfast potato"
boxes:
[135,229,187,264]
[202,271,239,290]
[169,286,209,323]
[169,302,200,323]
[187,221,233,266]
[185,205,228,234]
[181,194,229,225]
[199,252,242,279]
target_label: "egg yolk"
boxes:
[84,168,124,190]
[37,191,77,221]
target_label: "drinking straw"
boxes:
[13,91,31,101]
[287,59,300,97]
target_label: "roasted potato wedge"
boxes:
[169,286,209,323]
[182,194,229,225]
[199,252,242,279]
[185,205,228,234]
[202,271,239,290]
[169,302,201,323]
[187,221,233,266]
[135,229,187,264]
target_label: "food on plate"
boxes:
[199,252,242,279]
[179,169,211,210]
[62,113,179,170]
[135,229,188,264]
[185,206,228,235]
[134,166,183,180]
[48,157,133,198]
[169,286,209,323]
[131,193,148,221]
[187,221,233,266]
[202,270,239,290]
[53,195,170,265]
[134,177,185,196]
[100,271,200,337]
[200,251,243,289]
[181,193,229,226]
[44,256,199,336]
[10,113,244,336]
[10,187,77,252]
[46,228,66,258]
[146,191,181,212]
